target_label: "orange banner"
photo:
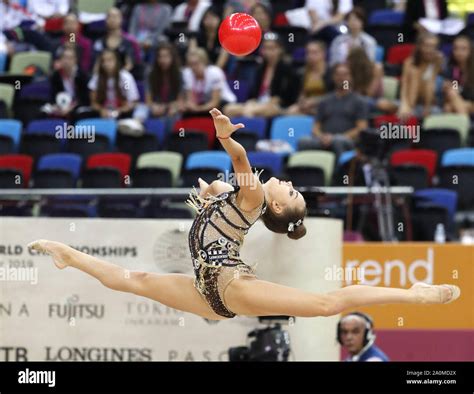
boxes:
[342,243,474,329]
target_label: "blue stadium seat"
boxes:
[185,151,232,173]
[368,10,404,26]
[441,148,474,167]
[27,119,66,134]
[247,151,284,176]
[231,116,267,139]
[37,153,83,181]
[75,118,117,147]
[19,80,52,101]
[338,150,356,166]
[0,52,7,73]
[0,119,22,151]
[413,189,457,225]
[144,118,166,147]
[375,45,384,63]
[270,115,314,151]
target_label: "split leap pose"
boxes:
[28,109,460,321]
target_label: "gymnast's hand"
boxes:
[198,177,209,197]
[209,108,245,139]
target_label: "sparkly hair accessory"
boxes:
[288,218,303,232]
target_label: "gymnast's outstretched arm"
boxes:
[209,108,265,211]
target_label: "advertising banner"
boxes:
[343,244,474,330]
[0,217,343,361]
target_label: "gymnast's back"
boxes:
[186,183,267,268]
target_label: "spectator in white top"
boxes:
[182,47,236,117]
[0,0,54,52]
[0,0,44,30]
[172,0,211,32]
[329,7,377,66]
[306,0,353,46]
[27,0,69,19]
[88,48,140,119]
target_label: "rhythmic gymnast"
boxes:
[28,108,460,321]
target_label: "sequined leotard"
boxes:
[185,176,267,318]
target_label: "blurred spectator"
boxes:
[287,40,331,116]
[442,35,474,115]
[93,7,141,76]
[347,47,397,113]
[224,0,269,16]
[172,0,211,32]
[60,13,92,73]
[88,48,140,119]
[146,42,184,118]
[0,0,45,30]
[189,5,229,69]
[27,0,69,19]
[47,46,90,119]
[402,0,448,43]
[224,32,297,118]
[306,0,353,46]
[297,63,369,157]
[250,2,272,34]
[338,312,389,362]
[398,32,443,119]
[0,0,54,52]
[128,0,172,60]
[329,7,377,66]
[182,47,236,116]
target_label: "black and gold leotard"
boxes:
[185,175,267,318]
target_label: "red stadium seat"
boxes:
[0,154,34,187]
[44,17,64,33]
[273,12,289,27]
[86,153,132,185]
[390,149,438,179]
[173,117,216,149]
[373,114,418,129]
[387,43,415,65]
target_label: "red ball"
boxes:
[218,13,262,57]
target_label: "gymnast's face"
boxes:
[263,177,306,214]
[339,316,366,354]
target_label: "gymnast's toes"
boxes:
[28,239,68,270]
[27,239,51,253]
[411,282,461,304]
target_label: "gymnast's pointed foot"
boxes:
[27,239,68,269]
[411,282,461,304]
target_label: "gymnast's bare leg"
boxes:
[28,240,460,321]
[28,240,227,320]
